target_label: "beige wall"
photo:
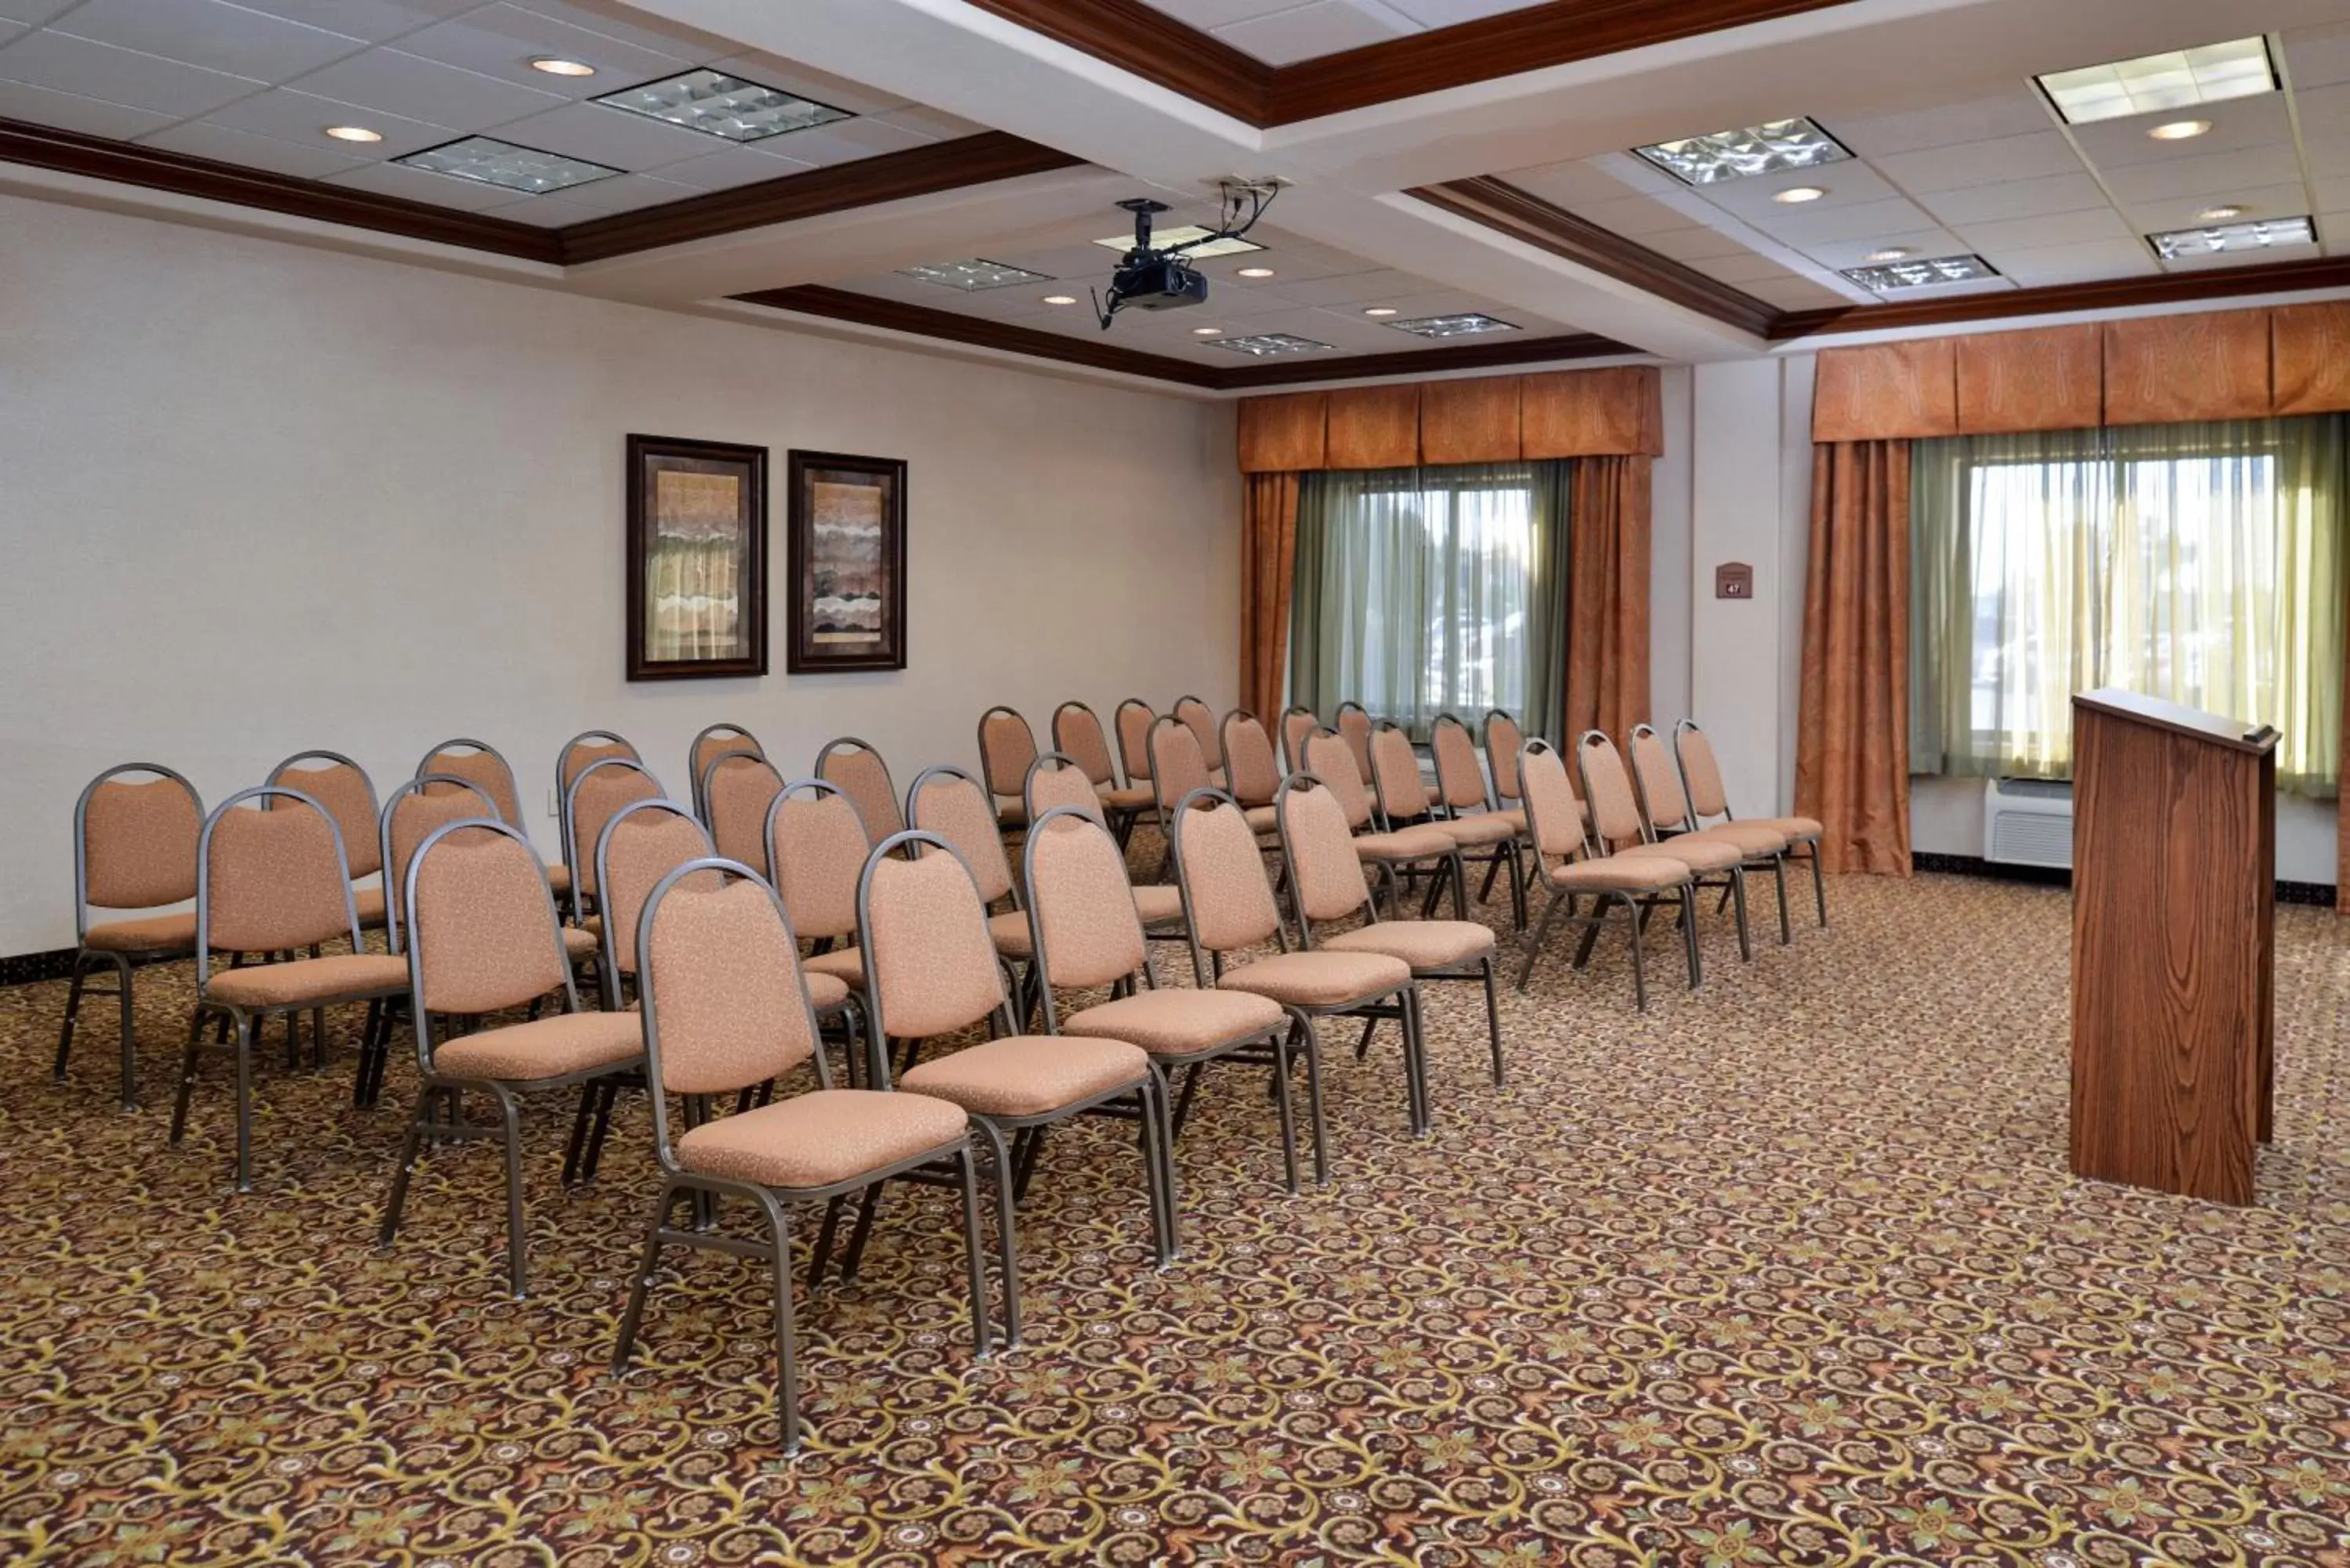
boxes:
[0,197,1240,955]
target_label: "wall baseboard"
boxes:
[1,948,78,986]
[1914,851,2338,909]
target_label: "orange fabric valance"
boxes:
[1812,302,2350,441]
[1235,365,1662,472]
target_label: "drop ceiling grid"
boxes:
[1498,26,2350,301]
[0,0,978,217]
[1137,0,1550,67]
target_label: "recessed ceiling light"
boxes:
[528,56,595,77]
[1236,266,1275,278]
[2195,204,2247,222]
[2148,118,2213,140]
[1361,306,1399,317]
[1387,313,1519,338]
[2149,215,2316,258]
[898,259,1052,291]
[1191,326,1224,336]
[1863,247,1912,262]
[396,136,616,193]
[2037,37,2275,125]
[324,125,381,143]
[1840,254,2000,292]
[1206,333,1330,357]
[1774,186,1826,204]
[1634,117,1851,186]
[1041,294,1078,305]
[595,68,849,142]
[1090,224,1264,259]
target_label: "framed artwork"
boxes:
[786,450,908,674]
[626,434,768,681]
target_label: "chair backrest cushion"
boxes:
[1282,708,1318,774]
[570,764,659,894]
[1221,714,1281,807]
[817,742,902,847]
[603,808,717,976]
[978,709,1036,799]
[1629,728,1694,833]
[385,782,493,933]
[1676,724,1730,819]
[909,772,1015,904]
[270,759,381,878]
[646,876,814,1096]
[207,799,352,953]
[83,775,199,909]
[1578,735,1647,851]
[1519,744,1585,862]
[1053,704,1117,786]
[1303,731,1372,830]
[1025,759,1104,826]
[863,851,1004,1039]
[692,727,761,788]
[1282,782,1371,926]
[1175,798,1281,953]
[1148,719,1211,813]
[768,789,868,941]
[1115,701,1155,781]
[1431,718,1488,810]
[421,745,522,826]
[1174,696,1221,767]
[705,753,784,869]
[410,829,562,1015]
[1027,815,1145,988]
[1368,728,1430,822]
[1336,706,1374,782]
[561,737,638,793]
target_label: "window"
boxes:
[1287,461,1566,738]
[1911,417,2345,794]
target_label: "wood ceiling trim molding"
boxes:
[1410,175,1777,338]
[0,115,1084,267]
[561,131,1085,263]
[958,0,1856,125]
[0,114,563,262]
[736,283,1632,390]
[1771,256,2350,340]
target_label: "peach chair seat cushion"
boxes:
[204,952,408,1009]
[85,912,197,953]
[987,910,1033,959]
[561,927,598,963]
[1745,815,1824,843]
[1242,805,1279,833]
[1498,808,1528,833]
[1353,826,1456,862]
[996,802,1029,829]
[804,947,866,990]
[1061,988,1285,1057]
[677,1088,967,1190]
[804,971,851,1013]
[432,1011,643,1082]
[1097,783,1155,811]
[1321,919,1495,970]
[1621,837,1743,875]
[1548,856,1689,894]
[1217,950,1409,1008]
[546,862,572,894]
[354,885,388,929]
[1682,822,1790,857]
[1431,815,1518,847]
[899,1034,1149,1118]
[1131,885,1184,926]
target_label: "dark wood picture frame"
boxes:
[786,450,909,674]
[625,433,768,682]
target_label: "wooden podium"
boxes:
[2070,689,2277,1205]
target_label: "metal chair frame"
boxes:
[1673,717,1829,931]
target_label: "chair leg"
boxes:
[380,1087,432,1248]
[611,1181,681,1375]
[954,1147,995,1362]
[840,1183,884,1283]
[1729,867,1752,962]
[1267,1038,1300,1195]
[972,1118,1022,1347]
[581,1080,620,1183]
[1292,1014,1330,1185]
[810,1194,848,1293]
[52,951,89,1082]
[1353,1016,1377,1062]
[1681,887,1702,990]
[1140,1070,1177,1267]
[1516,891,1565,992]
[1401,988,1430,1136]
[228,1013,259,1192]
[110,954,139,1111]
[1172,1060,1204,1137]
[1480,958,1504,1086]
[561,1081,598,1185]
[1623,894,1648,1013]
[752,1189,802,1456]
[1772,854,1791,945]
[1809,847,1828,927]
[492,1084,529,1299]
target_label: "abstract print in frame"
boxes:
[786,450,907,673]
[625,433,768,681]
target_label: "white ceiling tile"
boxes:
[0,0,78,22]
[486,96,718,168]
[319,157,537,209]
[2286,23,2350,90]
[1745,196,1942,246]
[395,5,692,96]
[1687,251,1804,284]
[1573,193,1703,237]
[1133,0,1294,27]
[1740,276,1853,309]
[1498,159,1640,210]
[2290,81,2350,140]
[0,74,172,135]
[1915,172,2110,225]
[1956,206,2134,251]
[1990,238,2160,284]
[287,46,568,129]
[0,28,266,117]
[1274,268,1426,305]
[202,85,453,154]
[1828,90,2056,157]
[864,103,983,141]
[705,53,909,116]
[1384,0,1548,22]
[757,115,934,167]
[2323,213,2350,256]
[1873,132,2084,193]
[1691,161,1898,222]
[653,141,813,190]
[0,18,21,46]
[2067,93,2290,169]
[1639,225,1760,263]
[2315,175,2350,211]
[500,0,725,58]
[2124,183,2311,233]
[53,0,367,81]
[1795,227,1968,269]
[1211,0,1418,67]
[226,0,479,45]
[2097,144,2301,204]
[138,117,373,177]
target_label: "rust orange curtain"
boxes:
[1795,440,1912,876]
[1563,455,1650,743]
[1241,471,1302,727]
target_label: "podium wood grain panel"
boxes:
[2069,691,2275,1205]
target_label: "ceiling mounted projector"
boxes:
[1095,180,1279,331]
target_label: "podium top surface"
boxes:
[2072,688,2279,753]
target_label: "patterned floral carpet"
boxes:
[4,870,2349,1566]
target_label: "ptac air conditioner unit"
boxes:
[1983,776,2074,869]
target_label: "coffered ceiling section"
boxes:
[1137,0,1552,67]
[0,0,980,224]
[1485,24,2350,313]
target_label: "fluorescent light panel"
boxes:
[1206,333,1329,356]
[1839,254,2000,291]
[595,68,850,143]
[1634,117,1851,186]
[2037,37,2276,125]
[2148,215,2315,258]
[1387,313,1519,338]
[898,259,1052,291]
[396,136,617,193]
[1090,225,1265,258]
